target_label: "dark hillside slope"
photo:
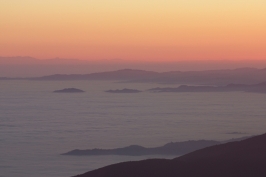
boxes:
[73,133,266,177]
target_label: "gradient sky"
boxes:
[1,0,266,61]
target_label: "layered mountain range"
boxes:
[73,133,266,177]
[63,136,249,156]
[21,68,266,86]
[2,56,266,78]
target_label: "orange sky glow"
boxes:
[0,0,266,62]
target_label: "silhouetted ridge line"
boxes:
[53,88,85,93]
[63,136,249,156]
[35,69,159,81]
[27,68,266,85]
[148,81,266,93]
[73,133,266,177]
[62,140,219,156]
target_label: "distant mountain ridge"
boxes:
[2,56,266,78]
[148,82,266,93]
[62,140,219,156]
[53,88,85,93]
[62,136,250,156]
[34,69,159,81]
[32,68,266,85]
[73,133,266,177]
[2,67,266,85]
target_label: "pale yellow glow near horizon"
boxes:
[0,0,266,61]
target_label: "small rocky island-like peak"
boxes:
[53,88,85,93]
[105,88,142,93]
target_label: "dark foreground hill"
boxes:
[73,133,266,177]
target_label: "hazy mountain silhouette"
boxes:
[53,88,85,93]
[35,69,159,81]
[63,136,250,157]
[63,140,219,156]
[148,82,266,93]
[73,133,266,177]
[2,56,266,79]
[2,56,266,85]
[31,68,266,85]
[3,66,266,87]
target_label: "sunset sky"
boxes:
[1,0,266,62]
